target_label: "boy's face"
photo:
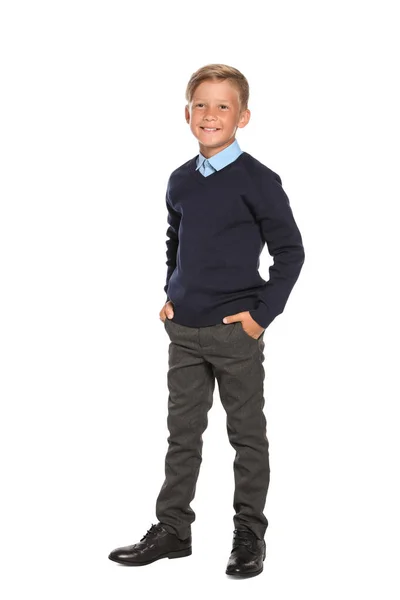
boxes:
[185,79,250,158]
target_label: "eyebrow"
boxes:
[193,98,231,103]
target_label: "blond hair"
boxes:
[185,64,249,112]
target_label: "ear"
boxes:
[237,108,251,129]
[185,104,190,124]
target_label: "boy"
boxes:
[109,64,305,578]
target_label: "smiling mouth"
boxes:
[200,127,221,132]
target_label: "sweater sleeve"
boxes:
[248,171,305,330]
[164,181,181,303]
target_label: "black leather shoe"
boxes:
[108,522,192,566]
[225,528,266,577]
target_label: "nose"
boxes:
[204,110,218,121]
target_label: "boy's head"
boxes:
[185,64,251,158]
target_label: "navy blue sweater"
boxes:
[164,151,305,329]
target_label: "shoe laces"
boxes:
[140,523,163,542]
[232,528,256,550]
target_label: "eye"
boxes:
[194,103,229,109]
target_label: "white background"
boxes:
[1,1,399,598]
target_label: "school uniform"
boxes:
[155,139,305,542]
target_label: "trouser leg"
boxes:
[155,319,215,540]
[209,322,270,541]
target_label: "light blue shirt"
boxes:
[196,138,243,176]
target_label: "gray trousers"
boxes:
[155,318,270,541]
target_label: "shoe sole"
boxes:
[108,547,192,566]
[225,565,263,577]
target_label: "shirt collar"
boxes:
[196,138,242,171]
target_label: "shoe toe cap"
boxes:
[226,564,242,574]
[109,545,138,561]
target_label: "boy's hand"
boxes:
[223,311,265,340]
[160,301,174,323]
